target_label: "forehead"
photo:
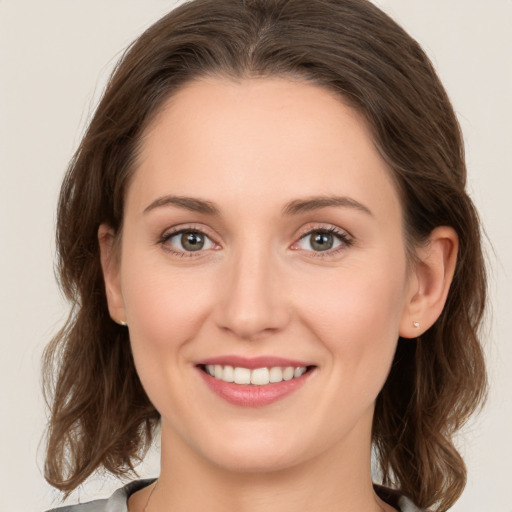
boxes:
[129,77,401,222]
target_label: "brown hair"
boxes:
[42,1,487,510]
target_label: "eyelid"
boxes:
[156,222,353,258]
[295,222,351,239]
[159,224,221,256]
[290,224,353,256]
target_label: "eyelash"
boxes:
[294,226,353,258]
[158,225,353,258]
[159,226,218,258]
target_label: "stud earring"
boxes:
[413,321,420,329]
[113,318,127,327]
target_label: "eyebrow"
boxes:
[143,195,220,215]
[143,194,372,217]
[282,195,373,216]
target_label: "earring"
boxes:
[413,321,420,329]
[113,318,127,327]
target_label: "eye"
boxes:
[294,228,351,253]
[162,229,216,254]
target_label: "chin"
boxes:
[196,428,309,474]
[209,449,304,475]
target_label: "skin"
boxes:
[99,77,458,512]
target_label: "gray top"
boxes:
[46,479,425,512]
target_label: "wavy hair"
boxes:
[42,1,487,510]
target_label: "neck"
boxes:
[137,420,394,512]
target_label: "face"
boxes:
[103,77,418,474]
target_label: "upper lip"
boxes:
[195,355,314,369]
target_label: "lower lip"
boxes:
[198,368,313,407]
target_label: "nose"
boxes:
[213,245,290,341]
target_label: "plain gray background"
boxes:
[0,1,511,510]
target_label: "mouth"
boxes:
[195,358,316,407]
[199,364,315,385]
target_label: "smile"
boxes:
[204,364,308,385]
[197,359,316,407]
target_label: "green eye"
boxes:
[296,228,350,253]
[180,231,206,251]
[164,229,216,253]
[310,232,335,251]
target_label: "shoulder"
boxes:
[45,479,156,512]
[398,495,428,512]
[374,484,429,512]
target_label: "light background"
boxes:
[0,1,510,510]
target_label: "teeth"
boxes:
[269,367,283,383]
[234,367,251,384]
[251,367,270,385]
[223,365,234,382]
[282,367,294,381]
[294,366,306,378]
[204,365,308,385]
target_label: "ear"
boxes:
[98,224,126,326]
[400,226,458,338]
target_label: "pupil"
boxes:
[181,232,204,251]
[311,232,333,251]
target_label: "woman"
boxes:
[42,0,487,511]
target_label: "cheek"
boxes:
[295,255,408,379]
[118,258,219,420]
[119,254,215,367]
